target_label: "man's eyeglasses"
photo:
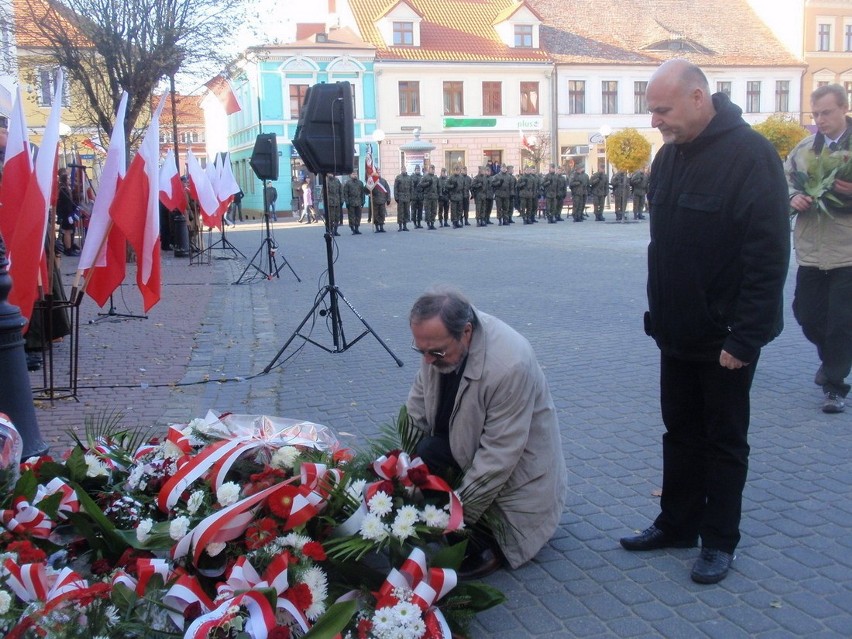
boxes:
[410,341,447,359]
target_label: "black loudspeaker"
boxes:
[250,133,279,181]
[292,81,354,175]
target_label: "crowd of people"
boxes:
[308,163,651,235]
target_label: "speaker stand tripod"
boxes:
[89,294,147,323]
[204,217,246,261]
[264,173,403,372]
[234,192,300,285]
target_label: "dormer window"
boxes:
[514,24,533,48]
[393,21,414,45]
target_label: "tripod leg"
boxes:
[264,287,334,372]
[334,288,404,367]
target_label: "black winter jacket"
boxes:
[645,93,791,363]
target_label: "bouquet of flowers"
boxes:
[0,408,504,639]
[788,147,852,217]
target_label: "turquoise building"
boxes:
[227,27,377,216]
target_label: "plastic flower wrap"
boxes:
[0,414,22,494]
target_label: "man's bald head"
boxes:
[646,59,716,144]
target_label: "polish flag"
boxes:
[78,92,128,307]
[205,76,241,115]
[159,148,186,213]
[0,87,34,248]
[108,94,165,312]
[5,71,64,324]
[214,152,240,215]
[186,149,221,229]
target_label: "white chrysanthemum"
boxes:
[279,533,310,550]
[367,491,393,517]
[216,482,241,507]
[302,566,328,620]
[0,589,11,615]
[136,518,154,543]
[186,491,205,515]
[391,519,416,541]
[125,465,145,490]
[393,600,422,624]
[160,440,185,460]
[186,417,209,434]
[359,513,389,541]
[169,515,191,540]
[371,607,395,634]
[421,504,450,528]
[104,604,120,626]
[84,454,109,478]
[206,542,227,557]
[270,446,300,470]
[395,505,420,526]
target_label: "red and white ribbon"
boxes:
[162,573,216,630]
[1,497,54,538]
[184,590,277,639]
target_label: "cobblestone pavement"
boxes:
[28,210,852,637]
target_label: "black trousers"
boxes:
[654,352,758,554]
[793,265,852,396]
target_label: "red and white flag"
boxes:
[364,143,386,193]
[186,149,221,229]
[0,87,34,248]
[214,152,240,206]
[158,148,186,213]
[205,76,241,116]
[5,71,64,324]
[79,92,128,307]
[108,94,165,312]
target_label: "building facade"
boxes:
[802,0,852,116]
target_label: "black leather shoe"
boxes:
[458,548,503,581]
[690,548,734,584]
[619,525,697,551]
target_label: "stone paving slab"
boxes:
[23,212,852,637]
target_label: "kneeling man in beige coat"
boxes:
[407,289,567,578]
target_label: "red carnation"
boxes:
[283,582,313,612]
[407,465,429,487]
[268,627,291,639]
[357,618,373,639]
[302,541,326,561]
[245,517,279,550]
[7,540,47,564]
[91,558,113,575]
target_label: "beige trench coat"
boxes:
[406,310,567,568]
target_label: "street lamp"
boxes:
[372,128,385,171]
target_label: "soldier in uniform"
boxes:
[418,165,440,230]
[343,170,366,234]
[470,166,490,226]
[325,175,343,236]
[630,168,649,220]
[508,165,519,221]
[369,176,390,232]
[610,170,631,221]
[588,169,608,221]
[437,168,450,227]
[569,166,589,222]
[461,166,473,225]
[484,165,495,224]
[555,166,568,221]
[410,164,424,229]
[541,164,561,224]
[491,164,513,226]
[446,165,465,228]
[394,166,413,231]
[517,166,538,224]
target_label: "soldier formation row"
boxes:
[320,165,651,234]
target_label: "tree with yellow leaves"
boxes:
[752,114,809,160]
[606,128,651,173]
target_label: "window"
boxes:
[634,81,648,114]
[846,82,852,109]
[568,80,585,115]
[746,81,761,113]
[399,81,420,115]
[483,149,502,168]
[445,150,465,169]
[514,25,533,48]
[482,81,502,116]
[817,80,829,88]
[520,82,539,115]
[393,21,413,45]
[289,84,309,118]
[818,23,831,51]
[846,24,852,51]
[37,67,70,107]
[443,81,464,115]
[716,81,732,97]
[602,81,618,115]
[775,80,790,112]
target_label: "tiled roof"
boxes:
[526,0,803,67]
[347,0,552,63]
[13,0,89,48]
[285,26,375,51]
